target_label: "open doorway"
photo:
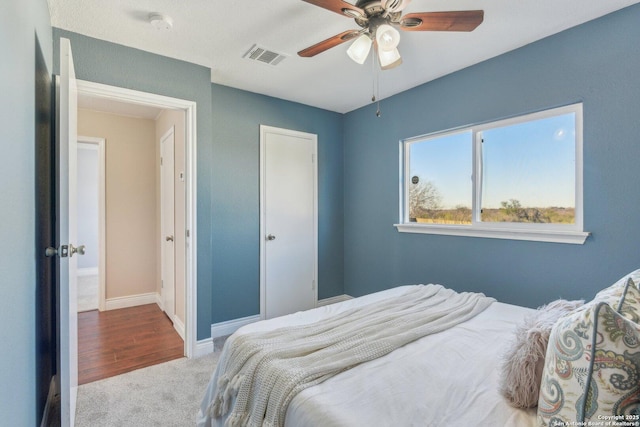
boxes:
[76,137,104,314]
[73,80,198,384]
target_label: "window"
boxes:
[396,103,589,244]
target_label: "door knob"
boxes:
[69,244,85,257]
[266,234,276,241]
[45,247,58,257]
[166,235,174,242]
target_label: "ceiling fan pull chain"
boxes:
[371,49,376,102]
[373,51,381,117]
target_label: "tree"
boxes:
[500,199,525,220]
[409,179,442,219]
[499,199,548,223]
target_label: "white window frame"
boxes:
[395,103,590,244]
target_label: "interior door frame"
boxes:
[77,136,106,312]
[75,79,198,358]
[259,125,318,319]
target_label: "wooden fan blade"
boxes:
[399,10,484,32]
[302,0,365,18]
[298,30,360,57]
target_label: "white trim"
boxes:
[173,316,185,340]
[77,142,98,152]
[211,314,261,339]
[394,223,590,244]
[76,267,98,277]
[76,80,198,358]
[194,338,214,358]
[77,136,106,311]
[70,386,77,427]
[77,80,194,111]
[317,294,353,307]
[155,292,163,309]
[259,125,318,320]
[105,292,160,311]
[185,101,198,359]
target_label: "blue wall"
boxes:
[210,84,344,322]
[343,5,640,308]
[51,30,345,330]
[1,0,52,424]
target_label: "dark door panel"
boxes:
[35,34,58,425]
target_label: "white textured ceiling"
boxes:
[48,0,640,113]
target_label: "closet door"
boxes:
[260,125,318,319]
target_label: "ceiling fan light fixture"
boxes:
[378,47,402,70]
[375,24,400,52]
[347,34,372,65]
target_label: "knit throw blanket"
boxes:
[207,285,495,427]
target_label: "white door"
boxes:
[260,125,318,319]
[161,127,176,322]
[58,37,80,427]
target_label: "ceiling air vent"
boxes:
[243,44,287,66]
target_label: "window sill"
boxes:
[393,223,590,245]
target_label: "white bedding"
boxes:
[197,285,538,427]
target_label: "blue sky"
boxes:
[408,113,576,209]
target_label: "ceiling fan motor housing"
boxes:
[353,0,402,27]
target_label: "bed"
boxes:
[198,274,640,427]
[196,284,539,427]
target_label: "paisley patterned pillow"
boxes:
[537,300,640,425]
[594,277,640,323]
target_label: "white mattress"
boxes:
[198,285,538,427]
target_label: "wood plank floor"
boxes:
[78,304,184,385]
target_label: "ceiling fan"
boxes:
[298,0,484,70]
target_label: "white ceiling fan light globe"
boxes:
[375,24,400,52]
[378,47,402,70]
[347,34,373,64]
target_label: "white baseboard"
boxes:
[105,292,160,311]
[70,385,77,427]
[155,292,163,310]
[173,316,185,340]
[210,314,261,339]
[77,267,98,277]
[317,294,353,307]
[194,338,214,358]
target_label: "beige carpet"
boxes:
[75,351,220,426]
